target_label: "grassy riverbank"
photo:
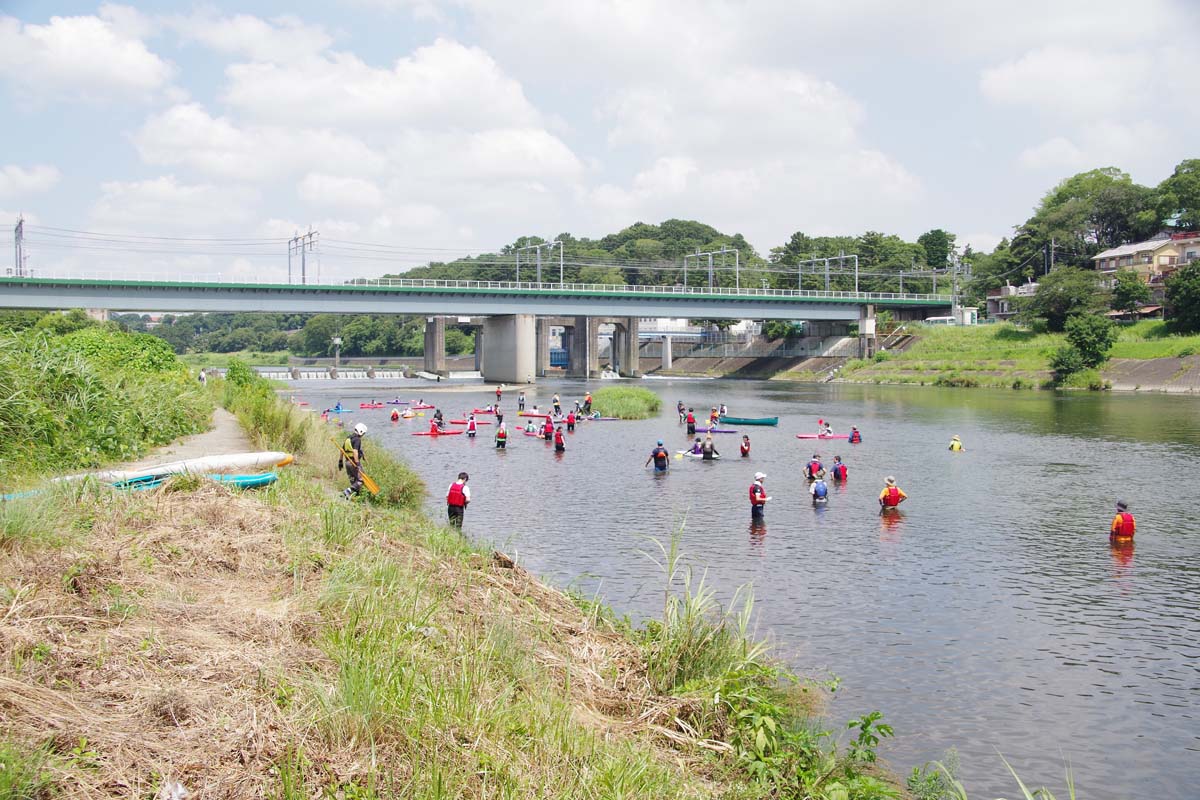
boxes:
[591,386,663,419]
[180,350,291,368]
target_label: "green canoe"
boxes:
[719,416,779,426]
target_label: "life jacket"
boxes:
[390,410,400,421]
[807,460,822,477]
[833,463,847,480]
[430,420,440,433]
[342,433,363,461]
[1112,512,1135,537]
[543,421,554,434]
[555,431,565,445]
[686,413,695,424]
[949,440,962,451]
[447,482,467,507]
[882,486,901,507]
[813,481,828,498]
[567,412,575,423]
[749,483,766,505]
[652,447,668,466]
[467,419,477,432]
[850,430,862,443]
[496,428,507,441]
[740,442,750,456]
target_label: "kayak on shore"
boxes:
[57,451,294,484]
[719,416,778,426]
[115,472,280,491]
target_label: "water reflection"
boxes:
[296,380,1200,799]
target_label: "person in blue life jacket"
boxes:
[830,455,848,481]
[809,475,829,505]
[646,439,670,472]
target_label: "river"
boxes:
[298,379,1200,799]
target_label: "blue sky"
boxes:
[1,1,1196,280]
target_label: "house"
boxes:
[986,281,1038,320]
[1092,231,1200,286]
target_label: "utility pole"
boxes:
[288,229,319,284]
[685,246,739,290]
[515,241,561,283]
[13,216,25,277]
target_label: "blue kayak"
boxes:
[113,473,280,491]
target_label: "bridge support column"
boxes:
[423,316,446,375]
[480,314,535,383]
[661,335,673,370]
[858,304,876,359]
[567,316,599,378]
[535,318,551,377]
[474,326,483,372]
[615,317,640,377]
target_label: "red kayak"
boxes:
[449,419,492,425]
[411,430,464,436]
[518,412,551,419]
[360,403,385,409]
[411,404,435,410]
[523,430,548,438]
[795,433,850,439]
[471,408,497,415]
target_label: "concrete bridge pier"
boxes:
[858,303,876,359]
[480,314,536,383]
[535,318,552,377]
[567,316,599,378]
[423,316,446,375]
[661,335,673,370]
[474,325,483,372]
[612,316,640,377]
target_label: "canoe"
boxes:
[58,451,294,484]
[694,427,738,434]
[360,403,385,409]
[685,453,721,460]
[449,419,492,425]
[472,408,497,414]
[116,472,280,491]
[411,430,464,436]
[719,416,778,426]
[795,434,849,440]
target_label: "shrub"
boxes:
[1063,313,1117,367]
[1049,345,1085,378]
[591,386,662,420]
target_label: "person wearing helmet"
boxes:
[339,423,368,499]
[645,439,670,472]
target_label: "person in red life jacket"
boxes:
[849,426,862,444]
[1110,500,1136,539]
[739,434,751,458]
[878,475,907,508]
[685,408,696,435]
[804,454,824,480]
[554,426,566,453]
[390,409,400,422]
[429,417,442,434]
[466,413,478,438]
[494,422,508,449]
[495,384,503,403]
[566,410,576,432]
[749,472,771,519]
[542,418,554,441]
[830,455,848,481]
[446,472,470,529]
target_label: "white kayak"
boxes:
[57,451,294,484]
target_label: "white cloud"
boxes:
[222,38,542,129]
[980,46,1150,118]
[297,173,384,210]
[961,232,1005,254]
[167,11,332,64]
[134,103,386,181]
[90,176,258,232]
[389,128,584,184]
[1018,137,1087,171]
[0,165,61,197]
[0,10,173,100]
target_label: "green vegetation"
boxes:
[0,318,212,484]
[1051,315,1117,382]
[1109,319,1200,358]
[1110,270,1151,316]
[1015,267,1108,332]
[1165,260,1200,333]
[0,739,55,799]
[591,386,663,419]
[180,350,290,368]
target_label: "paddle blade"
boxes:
[360,469,381,495]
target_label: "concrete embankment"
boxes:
[1103,355,1200,392]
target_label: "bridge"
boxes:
[0,272,953,383]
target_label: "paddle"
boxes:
[330,437,380,495]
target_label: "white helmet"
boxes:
[353,423,367,436]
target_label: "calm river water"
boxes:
[299,379,1200,799]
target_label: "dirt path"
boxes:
[119,408,252,471]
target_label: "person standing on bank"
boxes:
[446,472,470,529]
[339,423,368,499]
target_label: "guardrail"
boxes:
[0,271,953,304]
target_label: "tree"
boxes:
[1018,267,1107,331]
[1165,261,1200,332]
[1156,158,1200,230]
[1111,270,1151,317]
[1064,313,1117,367]
[917,229,956,270]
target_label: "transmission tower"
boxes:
[288,229,319,284]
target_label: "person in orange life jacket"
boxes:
[542,418,554,441]
[494,422,508,449]
[878,476,907,508]
[339,423,368,499]
[646,440,670,472]
[709,406,720,425]
[583,391,592,413]
[446,472,470,529]
[554,426,566,452]
[1110,501,1136,539]
[566,410,576,432]
[390,409,400,422]
[466,414,478,438]
[849,426,862,444]
[830,455,848,481]
[685,408,696,435]
[749,472,771,519]
[740,435,751,457]
[804,454,824,480]
[809,475,829,505]
[701,433,719,460]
